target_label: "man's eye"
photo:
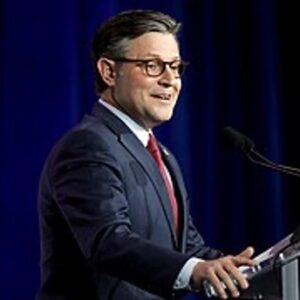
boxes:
[171,62,181,69]
[147,61,159,69]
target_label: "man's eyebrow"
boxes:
[137,53,181,60]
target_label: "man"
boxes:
[37,10,255,300]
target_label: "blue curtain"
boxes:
[1,0,299,299]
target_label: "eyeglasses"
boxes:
[109,57,188,77]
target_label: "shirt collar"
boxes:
[98,99,150,147]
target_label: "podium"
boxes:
[240,246,300,299]
[205,234,300,299]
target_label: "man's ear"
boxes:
[96,58,117,87]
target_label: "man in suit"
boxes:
[37,9,255,300]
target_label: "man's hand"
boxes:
[191,247,256,299]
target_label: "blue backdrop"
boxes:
[1,0,300,299]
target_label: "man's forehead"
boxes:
[126,32,180,58]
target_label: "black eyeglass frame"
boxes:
[107,57,189,77]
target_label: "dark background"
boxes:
[1,0,300,299]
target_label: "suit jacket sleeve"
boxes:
[185,213,223,259]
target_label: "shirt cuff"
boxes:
[173,257,204,290]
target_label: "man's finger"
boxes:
[239,246,255,258]
[208,271,229,299]
[224,263,249,290]
[216,267,240,298]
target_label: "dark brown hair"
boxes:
[91,10,181,95]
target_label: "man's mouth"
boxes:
[151,93,172,100]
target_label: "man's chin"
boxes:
[150,115,174,128]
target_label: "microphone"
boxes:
[223,126,300,244]
[203,127,300,297]
[223,126,300,178]
[223,126,255,153]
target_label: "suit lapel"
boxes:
[119,134,178,244]
[90,103,178,244]
[160,145,188,251]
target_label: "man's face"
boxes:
[105,32,182,129]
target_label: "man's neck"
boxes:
[98,98,151,147]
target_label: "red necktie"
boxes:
[147,134,178,233]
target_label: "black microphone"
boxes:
[223,126,300,243]
[223,126,300,178]
[223,126,255,154]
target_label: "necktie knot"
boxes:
[147,134,162,163]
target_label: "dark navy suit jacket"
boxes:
[37,102,221,300]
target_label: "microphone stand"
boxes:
[241,147,300,243]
